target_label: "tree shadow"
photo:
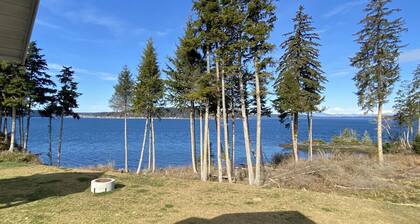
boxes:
[175,211,316,224]
[0,172,103,209]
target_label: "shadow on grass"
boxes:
[175,211,316,224]
[0,172,103,209]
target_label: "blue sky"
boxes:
[32,0,420,114]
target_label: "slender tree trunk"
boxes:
[201,104,209,181]
[136,117,149,174]
[124,110,129,173]
[254,61,263,186]
[239,65,254,185]
[417,116,420,137]
[151,117,156,173]
[8,107,16,152]
[48,116,52,165]
[148,117,152,170]
[215,59,223,183]
[377,103,384,163]
[307,112,313,161]
[231,109,236,174]
[24,106,31,150]
[207,123,211,174]
[3,111,8,144]
[221,66,232,183]
[291,113,299,163]
[199,109,203,175]
[19,114,23,147]
[57,113,64,167]
[189,103,197,173]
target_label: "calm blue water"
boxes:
[17,116,396,170]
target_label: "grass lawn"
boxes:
[0,162,419,224]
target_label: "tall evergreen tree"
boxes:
[56,66,81,167]
[411,65,420,136]
[244,0,276,185]
[393,80,415,146]
[134,39,164,174]
[275,6,318,163]
[0,62,27,152]
[166,19,205,174]
[193,0,219,182]
[110,66,134,173]
[351,0,406,163]
[24,41,55,150]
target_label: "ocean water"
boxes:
[18,116,396,170]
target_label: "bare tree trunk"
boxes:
[3,111,8,144]
[124,110,129,173]
[136,117,149,174]
[239,66,254,185]
[18,113,22,146]
[24,106,31,150]
[199,109,203,175]
[151,117,156,173]
[231,109,236,173]
[254,61,263,186]
[189,103,198,173]
[221,66,232,183]
[307,112,313,161]
[57,113,64,167]
[215,59,223,183]
[8,107,16,152]
[291,113,299,163]
[377,103,384,163]
[417,116,420,137]
[148,117,152,170]
[201,104,209,181]
[48,116,52,165]
[207,123,211,174]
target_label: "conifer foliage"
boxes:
[351,0,406,163]
[274,6,325,163]
[134,39,164,174]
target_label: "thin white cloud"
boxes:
[399,48,420,63]
[324,0,365,18]
[329,68,355,77]
[49,63,117,81]
[36,19,62,30]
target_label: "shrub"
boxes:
[0,151,40,164]
[331,128,360,145]
[271,153,292,167]
[361,130,373,145]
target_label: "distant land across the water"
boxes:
[29,108,391,119]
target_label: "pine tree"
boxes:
[411,65,420,136]
[166,19,205,174]
[24,41,55,150]
[193,0,219,182]
[275,6,322,164]
[0,62,27,152]
[285,6,326,161]
[134,39,164,174]
[110,66,134,173]
[56,66,81,167]
[393,80,414,145]
[351,0,406,163]
[244,0,276,185]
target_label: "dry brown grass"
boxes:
[1,162,419,224]
[266,153,420,204]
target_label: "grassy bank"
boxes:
[1,160,419,224]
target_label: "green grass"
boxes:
[0,162,419,224]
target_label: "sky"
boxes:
[31,0,420,114]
